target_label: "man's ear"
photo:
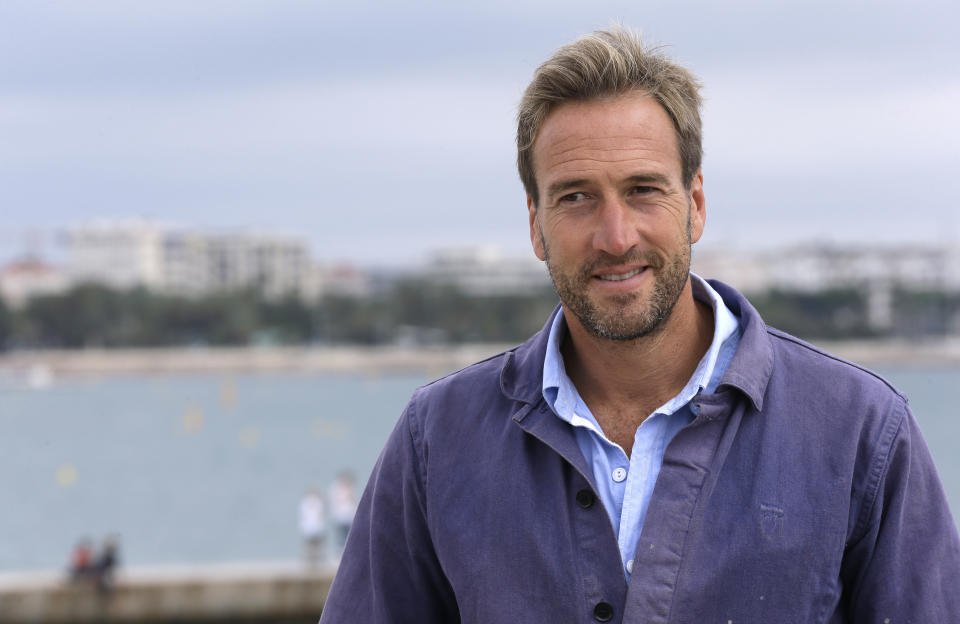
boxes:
[689,169,706,244]
[528,196,546,261]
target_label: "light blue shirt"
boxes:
[542,273,741,579]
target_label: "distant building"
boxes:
[200,233,311,299]
[693,243,956,293]
[66,220,166,290]
[305,264,375,299]
[693,243,960,332]
[0,258,70,308]
[160,231,209,296]
[425,246,550,296]
[64,220,312,299]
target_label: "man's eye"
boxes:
[560,192,588,203]
[630,186,656,195]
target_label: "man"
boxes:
[299,487,326,565]
[320,27,960,623]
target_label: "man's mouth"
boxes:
[596,267,646,282]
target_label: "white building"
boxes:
[64,220,312,299]
[65,220,166,290]
[692,243,955,294]
[693,243,959,332]
[425,246,550,296]
[201,233,311,299]
[0,258,70,308]
[304,264,375,299]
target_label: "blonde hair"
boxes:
[517,26,703,204]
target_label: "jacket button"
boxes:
[576,489,594,509]
[593,601,614,621]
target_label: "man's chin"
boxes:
[575,308,666,342]
[600,322,662,342]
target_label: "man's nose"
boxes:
[592,199,640,257]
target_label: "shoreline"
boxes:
[1,339,959,377]
[0,344,516,377]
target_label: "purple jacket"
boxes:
[320,281,960,623]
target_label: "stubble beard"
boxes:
[540,215,692,343]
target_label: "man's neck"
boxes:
[560,279,715,419]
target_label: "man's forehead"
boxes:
[537,94,676,148]
[539,133,674,163]
[533,93,682,185]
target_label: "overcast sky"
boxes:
[2,1,958,267]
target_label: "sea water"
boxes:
[0,365,957,572]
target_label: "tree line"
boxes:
[0,281,957,350]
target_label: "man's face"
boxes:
[527,92,705,342]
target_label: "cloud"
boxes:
[703,62,960,173]
[2,0,959,264]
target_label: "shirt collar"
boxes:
[541,273,739,421]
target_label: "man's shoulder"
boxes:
[710,279,907,415]
[407,316,552,414]
[397,343,539,453]
[415,347,514,402]
[409,339,538,417]
[762,325,908,412]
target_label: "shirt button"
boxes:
[575,489,595,509]
[593,601,614,622]
[612,467,627,482]
[626,559,634,573]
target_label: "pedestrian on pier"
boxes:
[68,538,94,580]
[299,488,326,565]
[93,535,120,595]
[328,471,357,554]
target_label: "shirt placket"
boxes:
[619,412,665,577]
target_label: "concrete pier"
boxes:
[0,562,334,623]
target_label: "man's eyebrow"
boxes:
[545,173,673,200]
[545,178,590,200]
[624,173,672,188]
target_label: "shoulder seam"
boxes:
[764,327,905,398]
[405,389,430,496]
[418,347,515,390]
[850,394,909,546]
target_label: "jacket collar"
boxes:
[500,279,773,413]
[500,306,559,407]
[707,279,772,412]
